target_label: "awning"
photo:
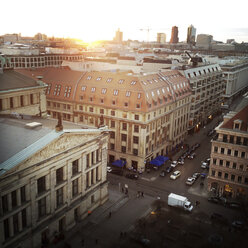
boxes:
[112,160,126,168]
[149,159,164,166]
[156,156,169,163]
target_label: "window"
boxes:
[100,98,104,104]
[134,125,139,133]
[89,97,93,102]
[13,213,19,235]
[138,93,141,99]
[146,135,149,143]
[30,94,34,105]
[21,186,26,203]
[112,100,116,105]
[38,197,46,218]
[231,175,235,181]
[110,143,115,150]
[121,134,127,141]
[241,151,245,158]
[233,163,237,169]
[126,91,131,97]
[20,95,24,107]
[86,76,92,80]
[230,135,234,143]
[221,148,224,154]
[2,195,8,213]
[111,110,115,116]
[133,136,139,144]
[37,176,46,194]
[81,86,86,91]
[226,161,230,168]
[56,167,64,184]
[122,123,127,130]
[22,208,27,228]
[236,136,241,144]
[245,178,248,184]
[113,90,118,96]
[72,179,79,197]
[110,131,115,139]
[224,173,228,179]
[11,191,17,208]
[218,171,222,178]
[4,219,10,240]
[100,109,104,114]
[136,103,141,108]
[134,114,139,120]
[234,150,238,157]
[214,146,218,153]
[227,149,231,155]
[121,146,126,153]
[111,121,115,128]
[131,81,136,85]
[10,97,14,108]
[240,164,243,170]
[106,78,112,83]
[102,88,107,94]
[72,160,79,176]
[238,176,242,183]
[119,79,124,84]
[56,187,63,207]
[133,149,138,155]
[86,154,90,168]
[91,87,96,92]
[211,170,216,176]
[96,77,102,81]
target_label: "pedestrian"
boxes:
[141,191,144,197]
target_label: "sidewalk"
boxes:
[55,184,155,248]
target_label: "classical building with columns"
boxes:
[17,67,192,171]
[0,70,47,117]
[208,104,248,200]
[0,117,109,248]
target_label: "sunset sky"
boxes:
[2,0,248,43]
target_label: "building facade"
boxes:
[170,26,179,44]
[0,119,109,248]
[0,54,83,69]
[208,105,248,200]
[186,25,196,44]
[220,59,248,105]
[181,64,225,132]
[0,70,47,117]
[17,68,192,171]
[157,33,166,44]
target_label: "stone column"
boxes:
[16,188,21,207]
[50,168,56,213]
[18,211,22,232]
[7,194,12,212]
[30,177,37,227]
[9,216,14,237]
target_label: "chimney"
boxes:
[55,113,63,132]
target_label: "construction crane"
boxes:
[139,27,152,42]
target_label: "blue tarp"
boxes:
[149,159,164,166]
[156,156,169,163]
[112,160,126,168]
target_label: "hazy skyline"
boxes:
[2,0,248,43]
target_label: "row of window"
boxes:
[211,170,248,184]
[221,135,248,146]
[212,158,244,170]
[213,146,246,158]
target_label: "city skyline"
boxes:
[2,0,248,43]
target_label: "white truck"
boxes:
[168,193,193,212]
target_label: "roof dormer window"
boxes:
[96,77,102,81]
[102,88,107,94]
[233,119,242,130]
[113,90,119,96]
[119,79,124,84]
[131,81,136,85]
[126,91,131,97]
[106,78,112,83]
[86,76,92,80]
[91,87,96,92]
[81,86,86,91]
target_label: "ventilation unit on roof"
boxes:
[25,122,42,129]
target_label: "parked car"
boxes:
[192,172,200,179]
[188,153,196,159]
[226,201,241,209]
[200,173,207,178]
[166,166,173,173]
[178,158,184,165]
[201,161,208,169]
[232,220,244,229]
[125,173,138,180]
[186,177,196,185]
[171,161,178,168]
[170,170,181,180]
[208,196,221,204]
[205,158,211,165]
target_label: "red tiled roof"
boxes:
[221,104,248,131]
[16,68,191,112]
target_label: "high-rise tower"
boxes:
[187,25,196,44]
[170,26,179,44]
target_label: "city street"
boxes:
[55,108,247,248]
